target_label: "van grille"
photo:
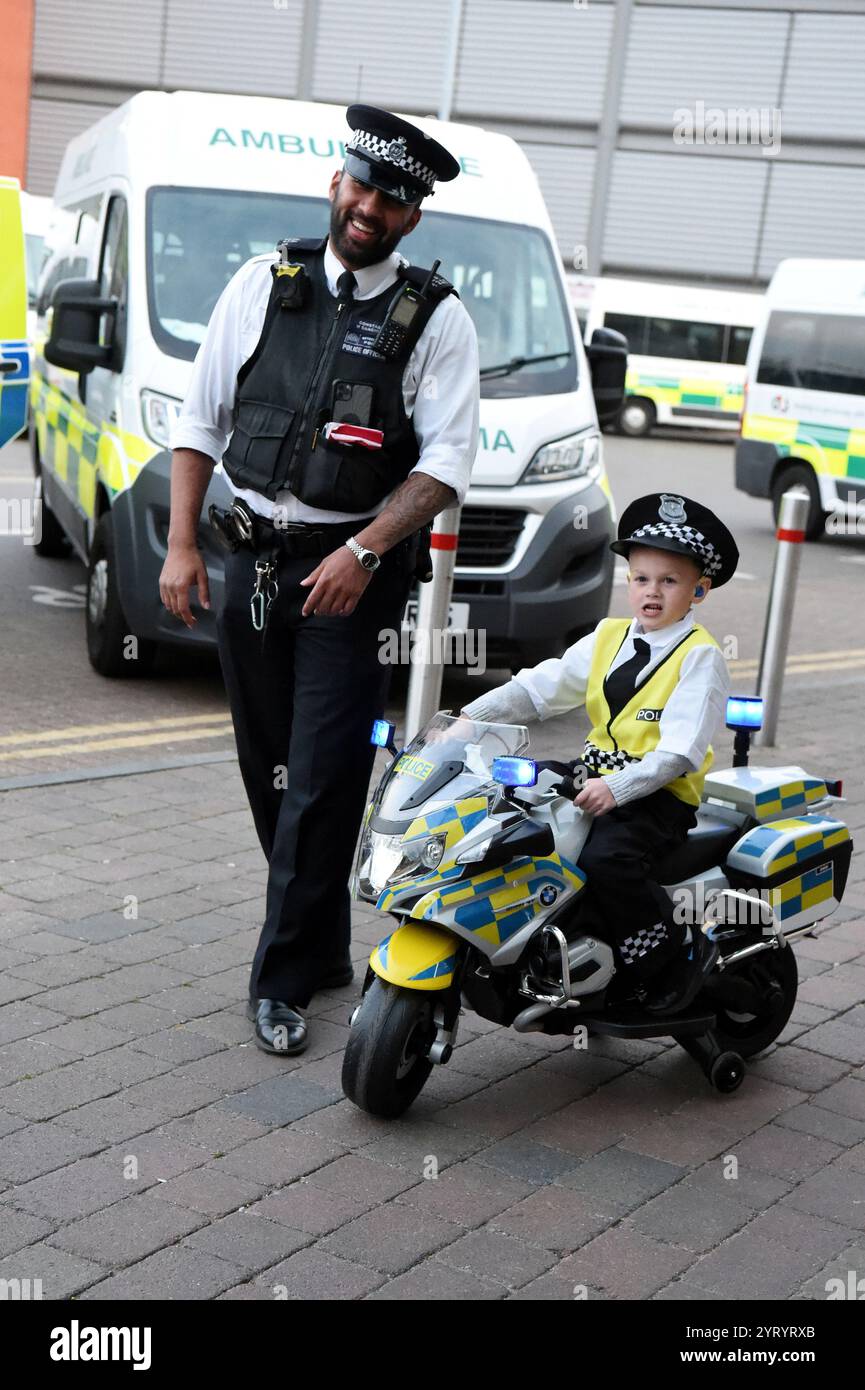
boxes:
[456,507,526,568]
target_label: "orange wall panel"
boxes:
[0,0,35,185]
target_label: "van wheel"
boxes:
[770,463,827,541]
[618,397,655,437]
[86,512,156,678]
[31,475,71,558]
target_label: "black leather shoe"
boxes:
[247,998,308,1055]
[643,931,719,1016]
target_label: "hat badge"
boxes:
[385,136,407,165]
[658,494,687,524]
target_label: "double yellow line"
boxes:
[0,711,235,763]
[730,647,865,678]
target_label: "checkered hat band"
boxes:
[628,522,722,578]
[349,130,437,190]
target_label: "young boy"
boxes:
[461,492,738,1015]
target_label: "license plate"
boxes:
[401,600,470,634]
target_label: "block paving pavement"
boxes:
[0,668,863,1301]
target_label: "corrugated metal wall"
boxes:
[25,0,865,286]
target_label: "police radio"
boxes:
[372,260,441,360]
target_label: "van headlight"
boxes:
[141,390,184,448]
[521,431,601,484]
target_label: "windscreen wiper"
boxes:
[479,350,572,379]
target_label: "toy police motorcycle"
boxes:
[343,700,852,1117]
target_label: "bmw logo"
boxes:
[539,886,558,906]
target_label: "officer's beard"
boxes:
[329,199,411,270]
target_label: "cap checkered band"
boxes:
[583,743,642,773]
[619,921,669,965]
[348,129,437,191]
[627,522,722,578]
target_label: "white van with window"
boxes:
[584,277,761,437]
[33,90,625,676]
[736,258,865,540]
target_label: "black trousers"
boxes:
[215,533,413,1007]
[576,787,697,982]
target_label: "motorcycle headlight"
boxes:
[356,831,446,899]
[521,431,601,484]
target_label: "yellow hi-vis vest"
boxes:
[584,618,720,807]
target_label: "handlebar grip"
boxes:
[556,775,578,801]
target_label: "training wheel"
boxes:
[710,1050,745,1094]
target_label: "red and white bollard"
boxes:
[404,503,461,742]
[755,488,810,747]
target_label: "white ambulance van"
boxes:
[736,258,865,540]
[34,91,625,676]
[584,277,761,437]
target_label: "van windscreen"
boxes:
[147,189,575,396]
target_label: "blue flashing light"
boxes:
[371,719,395,748]
[492,756,538,787]
[726,696,763,731]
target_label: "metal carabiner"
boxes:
[250,557,270,631]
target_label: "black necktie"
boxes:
[336,270,356,302]
[604,637,651,720]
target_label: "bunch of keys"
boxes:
[250,555,279,633]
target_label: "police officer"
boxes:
[160,106,479,1055]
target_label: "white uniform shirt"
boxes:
[170,241,480,524]
[514,609,730,771]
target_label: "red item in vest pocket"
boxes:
[322,421,384,450]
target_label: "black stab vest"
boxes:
[221,237,456,511]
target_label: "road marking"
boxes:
[839,555,865,565]
[0,722,235,763]
[0,711,233,748]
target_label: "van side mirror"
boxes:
[586,326,628,426]
[44,278,116,374]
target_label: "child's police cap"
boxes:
[610,493,739,588]
[344,105,461,205]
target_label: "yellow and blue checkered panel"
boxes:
[404,797,489,848]
[752,778,826,822]
[742,413,865,485]
[730,815,849,879]
[410,852,586,947]
[774,861,837,931]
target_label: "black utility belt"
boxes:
[208,499,374,557]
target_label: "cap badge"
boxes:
[385,137,407,165]
[658,494,687,524]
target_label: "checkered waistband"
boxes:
[583,743,643,774]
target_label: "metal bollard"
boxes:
[754,488,810,747]
[404,503,462,743]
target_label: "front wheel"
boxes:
[341,977,435,1118]
[86,511,157,678]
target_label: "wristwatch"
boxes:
[345,536,381,572]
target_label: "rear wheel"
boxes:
[342,977,435,1118]
[770,463,827,541]
[618,397,655,438]
[86,511,156,677]
[708,944,798,1058]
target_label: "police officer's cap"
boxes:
[343,104,461,205]
[610,493,739,588]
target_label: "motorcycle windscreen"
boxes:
[376,712,529,827]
